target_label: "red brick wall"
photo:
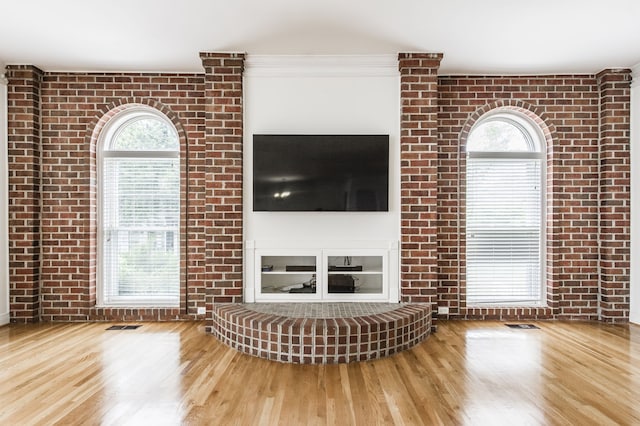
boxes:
[200,53,245,332]
[5,55,631,324]
[398,53,442,321]
[6,66,42,322]
[437,74,630,322]
[7,69,209,322]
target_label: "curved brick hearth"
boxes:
[211,303,431,364]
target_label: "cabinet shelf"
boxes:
[328,270,382,275]
[254,249,389,302]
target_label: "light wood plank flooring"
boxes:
[1,320,639,425]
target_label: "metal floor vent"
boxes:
[506,324,540,329]
[106,325,141,330]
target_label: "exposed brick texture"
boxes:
[398,53,443,330]
[437,74,630,322]
[597,70,631,323]
[5,53,631,325]
[200,53,245,332]
[8,70,208,322]
[6,65,42,322]
[211,303,430,364]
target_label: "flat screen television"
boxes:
[253,134,389,212]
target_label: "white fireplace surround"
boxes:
[242,55,401,304]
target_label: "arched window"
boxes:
[466,112,545,305]
[98,108,180,306]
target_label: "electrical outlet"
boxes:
[197,307,206,315]
[437,306,449,315]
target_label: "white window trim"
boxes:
[97,106,180,308]
[465,111,547,307]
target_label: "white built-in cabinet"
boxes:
[1,75,9,325]
[245,241,398,303]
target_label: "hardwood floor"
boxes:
[1,320,639,425]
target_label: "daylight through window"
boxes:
[466,113,545,305]
[99,109,180,306]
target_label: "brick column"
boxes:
[597,69,631,322]
[200,53,245,331]
[6,65,42,322]
[398,53,442,319]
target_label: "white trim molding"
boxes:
[244,54,399,78]
[1,66,9,325]
[631,63,640,88]
[630,62,639,324]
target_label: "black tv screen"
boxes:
[253,134,389,212]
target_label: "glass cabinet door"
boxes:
[325,253,387,300]
[254,249,389,302]
[256,252,321,301]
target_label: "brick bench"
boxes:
[210,303,431,364]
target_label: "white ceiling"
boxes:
[2,0,640,75]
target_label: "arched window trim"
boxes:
[465,110,547,307]
[97,106,181,307]
[101,107,179,157]
[467,111,545,159]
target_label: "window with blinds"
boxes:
[466,114,545,305]
[99,109,180,306]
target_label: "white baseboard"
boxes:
[0,312,9,326]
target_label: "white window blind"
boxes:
[102,156,180,304]
[466,156,542,304]
[99,111,180,306]
[465,113,545,306]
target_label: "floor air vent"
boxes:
[106,325,141,330]
[506,324,539,329]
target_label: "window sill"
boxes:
[466,303,548,309]
[97,300,180,309]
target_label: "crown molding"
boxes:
[632,62,640,88]
[244,54,398,78]
[0,62,6,85]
